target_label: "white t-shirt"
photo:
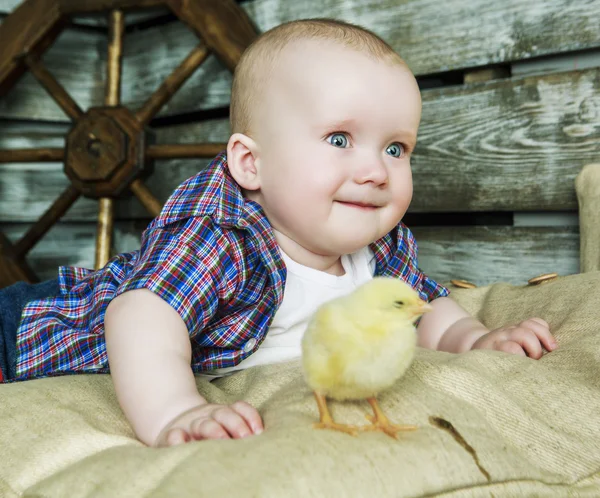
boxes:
[209,247,376,377]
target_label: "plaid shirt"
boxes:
[13,152,448,381]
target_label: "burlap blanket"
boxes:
[1,165,599,497]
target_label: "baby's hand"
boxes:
[471,317,557,359]
[154,401,263,447]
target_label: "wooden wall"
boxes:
[1,0,599,286]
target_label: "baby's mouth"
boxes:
[336,200,381,210]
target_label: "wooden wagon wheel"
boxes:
[0,0,257,288]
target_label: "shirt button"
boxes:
[243,338,257,352]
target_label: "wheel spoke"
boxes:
[129,179,162,218]
[0,233,39,286]
[135,43,210,126]
[95,198,114,270]
[0,148,64,163]
[93,9,125,270]
[13,185,80,258]
[146,143,227,159]
[106,9,125,106]
[23,55,83,121]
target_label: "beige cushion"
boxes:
[2,270,600,497]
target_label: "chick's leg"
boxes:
[361,397,417,439]
[313,392,359,436]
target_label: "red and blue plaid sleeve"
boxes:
[402,225,449,302]
[115,217,234,337]
[372,222,449,303]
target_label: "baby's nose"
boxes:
[355,160,389,185]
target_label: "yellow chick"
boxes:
[301,277,432,438]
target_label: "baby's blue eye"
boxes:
[386,143,404,157]
[328,133,349,148]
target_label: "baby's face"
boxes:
[251,40,421,257]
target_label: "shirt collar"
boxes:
[369,222,414,277]
[154,152,249,228]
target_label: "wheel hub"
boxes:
[65,106,146,198]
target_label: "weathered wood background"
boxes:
[1,0,599,286]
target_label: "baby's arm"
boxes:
[105,288,263,446]
[416,297,486,353]
[417,296,557,358]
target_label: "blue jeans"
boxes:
[0,279,60,380]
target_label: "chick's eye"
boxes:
[327,133,349,148]
[386,142,405,158]
[394,300,405,308]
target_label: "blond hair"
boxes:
[230,18,408,135]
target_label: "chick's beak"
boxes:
[410,301,433,318]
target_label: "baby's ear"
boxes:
[227,133,261,191]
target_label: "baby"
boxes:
[0,19,557,447]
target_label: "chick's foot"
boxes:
[313,420,360,436]
[361,397,417,439]
[312,391,359,436]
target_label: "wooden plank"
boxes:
[513,212,579,227]
[59,0,166,14]
[411,226,579,287]
[412,67,600,212]
[464,67,510,84]
[231,0,600,75]
[0,222,579,285]
[0,6,171,27]
[1,0,24,9]
[3,0,600,121]
[1,0,164,9]
[71,9,170,26]
[512,49,600,78]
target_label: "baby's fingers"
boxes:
[231,401,264,435]
[507,328,544,359]
[190,418,230,441]
[211,407,255,439]
[521,318,557,352]
[162,427,192,447]
[496,340,527,357]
